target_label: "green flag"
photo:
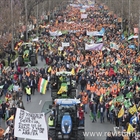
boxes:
[114,66,118,73]
[116,95,124,102]
[89,111,94,120]
[97,110,100,118]
[105,91,110,96]
[61,30,68,34]
[109,104,115,111]
[0,85,3,89]
[126,92,133,99]
[112,98,116,103]
[120,80,125,87]
[124,100,132,109]
[79,69,85,73]
[8,84,13,91]
[128,34,134,41]
[28,64,31,68]
[0,100,2,105]
[97,38,103,43]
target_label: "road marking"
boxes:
[39,100,42,105]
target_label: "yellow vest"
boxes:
[26,88,31,95]
[48,117,54,126]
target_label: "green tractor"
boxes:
[51,71,77,101]
[18,42,37,66]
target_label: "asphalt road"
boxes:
[2,55,114,140]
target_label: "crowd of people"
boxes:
[0,0,139,140]
[38,0,139,139]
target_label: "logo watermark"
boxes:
[83,127,140,137]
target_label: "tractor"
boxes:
[45,99,85,140]
[18,42,37,66]
[51,71,77,101]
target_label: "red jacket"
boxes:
[14,74,18,81]
[109,68,116,76]
[79,108,84,120]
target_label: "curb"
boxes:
[5,58,18,71]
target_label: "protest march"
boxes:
[0,0,139,140]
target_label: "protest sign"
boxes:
[81,14,88,19]
[110,42,119,50]
[14,108,48,140]
[80,9,86,12]
[85,43,103,51]
[62,42,70,47]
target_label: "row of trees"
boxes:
[0,0,67,45]
[97,0,140,30]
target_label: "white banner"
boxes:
[49,31,62,36]
[86,31,104,36]
[62,42,70,47]
[80,9,86,13]
[70,4,80,7]
[81,14,88,19]
[14,108,48,140]
[85,43,103,51]
[32,37,39,42]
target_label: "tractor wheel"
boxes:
[77,130,85,140]
[70,89,76,98]
[51,91,57,100]
[31,56,36,66]
[48,129,56,140]
[18,57,23,66]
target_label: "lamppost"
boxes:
[11,0,14,50]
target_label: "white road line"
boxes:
[39,100,42,105]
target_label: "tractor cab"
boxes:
[51,71,77,100]
[42,99,85,140]
[18,42,37,66]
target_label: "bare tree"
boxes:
[97,0,140,29]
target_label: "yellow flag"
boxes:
[71,68,75,75]
[138,106,140,112]
[100,94,103,103]
[118,106,124,118]
[48,67,52,73]
[127,123,135,133]
[129,104,137,115]
[7,115,14,121]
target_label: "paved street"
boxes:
[2,55,114,140]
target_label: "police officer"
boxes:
[25,85,31,102]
